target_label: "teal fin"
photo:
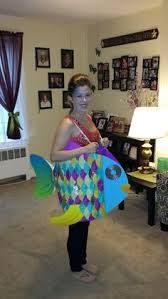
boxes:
[30,154,55,200]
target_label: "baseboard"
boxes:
[0,174,27,185]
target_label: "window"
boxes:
[0,68,28,149]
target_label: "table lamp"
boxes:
[128,107,166,174]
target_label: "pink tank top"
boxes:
[65,114,101,146]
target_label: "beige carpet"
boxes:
[0,179,167,299]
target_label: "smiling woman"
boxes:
[50,73,102,282]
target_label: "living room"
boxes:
[0,0,168,298]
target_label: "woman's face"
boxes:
[71,85,92,113]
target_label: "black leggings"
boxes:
[67,221,90,272]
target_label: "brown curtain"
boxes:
[0,31,23,139]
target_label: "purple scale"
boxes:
[94,199,100,210]
[65,169,71,180]
[83,153,89,160]
[72,170,78,181]
[68,197,74,205]
[75,196,81,204]
[57,192,62,200]
[91,160,98,172]
[80,169,86,180]
[83,195,90,206]
[97,179,104,191]
[89,214,95,221]
[81,216,87,221]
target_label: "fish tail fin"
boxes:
[30,154,55,199]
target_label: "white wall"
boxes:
[88,6,168,160]
[88,7,161,123]
[0,15,89,159]
[156,0,168,158]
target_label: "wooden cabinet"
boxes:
[100,130,155,172]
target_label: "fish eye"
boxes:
[105,165,121,180]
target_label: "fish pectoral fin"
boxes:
[50,205,83,225]
[120,183,130,193]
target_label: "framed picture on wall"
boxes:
[114,68,120,80]
[98,80,103,90]
[128,56,137,67]
[97,63,104,81]
[104,70,109,81]
[142,68,149,80]
[106,115,115,132]
[141,79,150,88]
[48,72,64,88]
[127,80,136,90]
[112,80,120,90]
[35,47,50,68]
[122,142,131,155]
[61,49,74,69]
[121,56,128,69]
[143,58,152,68]
[62,91,71,108]
[149,69,158,79]
[103,81,109,89]
[97,118,108,130]
[152,56,160,69]
[97,62,104,72]
[98,73,103,80]
[120,69,128,79]
[112,58,121,68]
[142,56,159,91]
[92,110,105,126]
[120,79,127,91]
[112,116,125,133]
[129,146,138,160]
[103,63,109,70]
[150,79,158,91]
[112,55,137,92]
[128,67,136,80]
[38,90,52,110]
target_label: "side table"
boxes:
[127,171,157,226]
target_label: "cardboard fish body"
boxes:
[30,144,129,225]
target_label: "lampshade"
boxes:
[128,107,167,140]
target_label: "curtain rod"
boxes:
[0,30,23,35]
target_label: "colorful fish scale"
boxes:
[54,154,106,221]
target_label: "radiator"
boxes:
[0,147,31,182]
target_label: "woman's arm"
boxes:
[50,118,98,162]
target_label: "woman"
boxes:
[50,73,108,283]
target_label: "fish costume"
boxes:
[30,116,130,225]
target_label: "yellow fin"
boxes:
[50,205,83,225]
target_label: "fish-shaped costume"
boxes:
[30,116,129,225]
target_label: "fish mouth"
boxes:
[120,183,130,193]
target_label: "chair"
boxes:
[156,172,168,231]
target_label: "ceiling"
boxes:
[0,0,163,22]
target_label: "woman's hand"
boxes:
[100,137,110,148]
[83,142,98,153]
